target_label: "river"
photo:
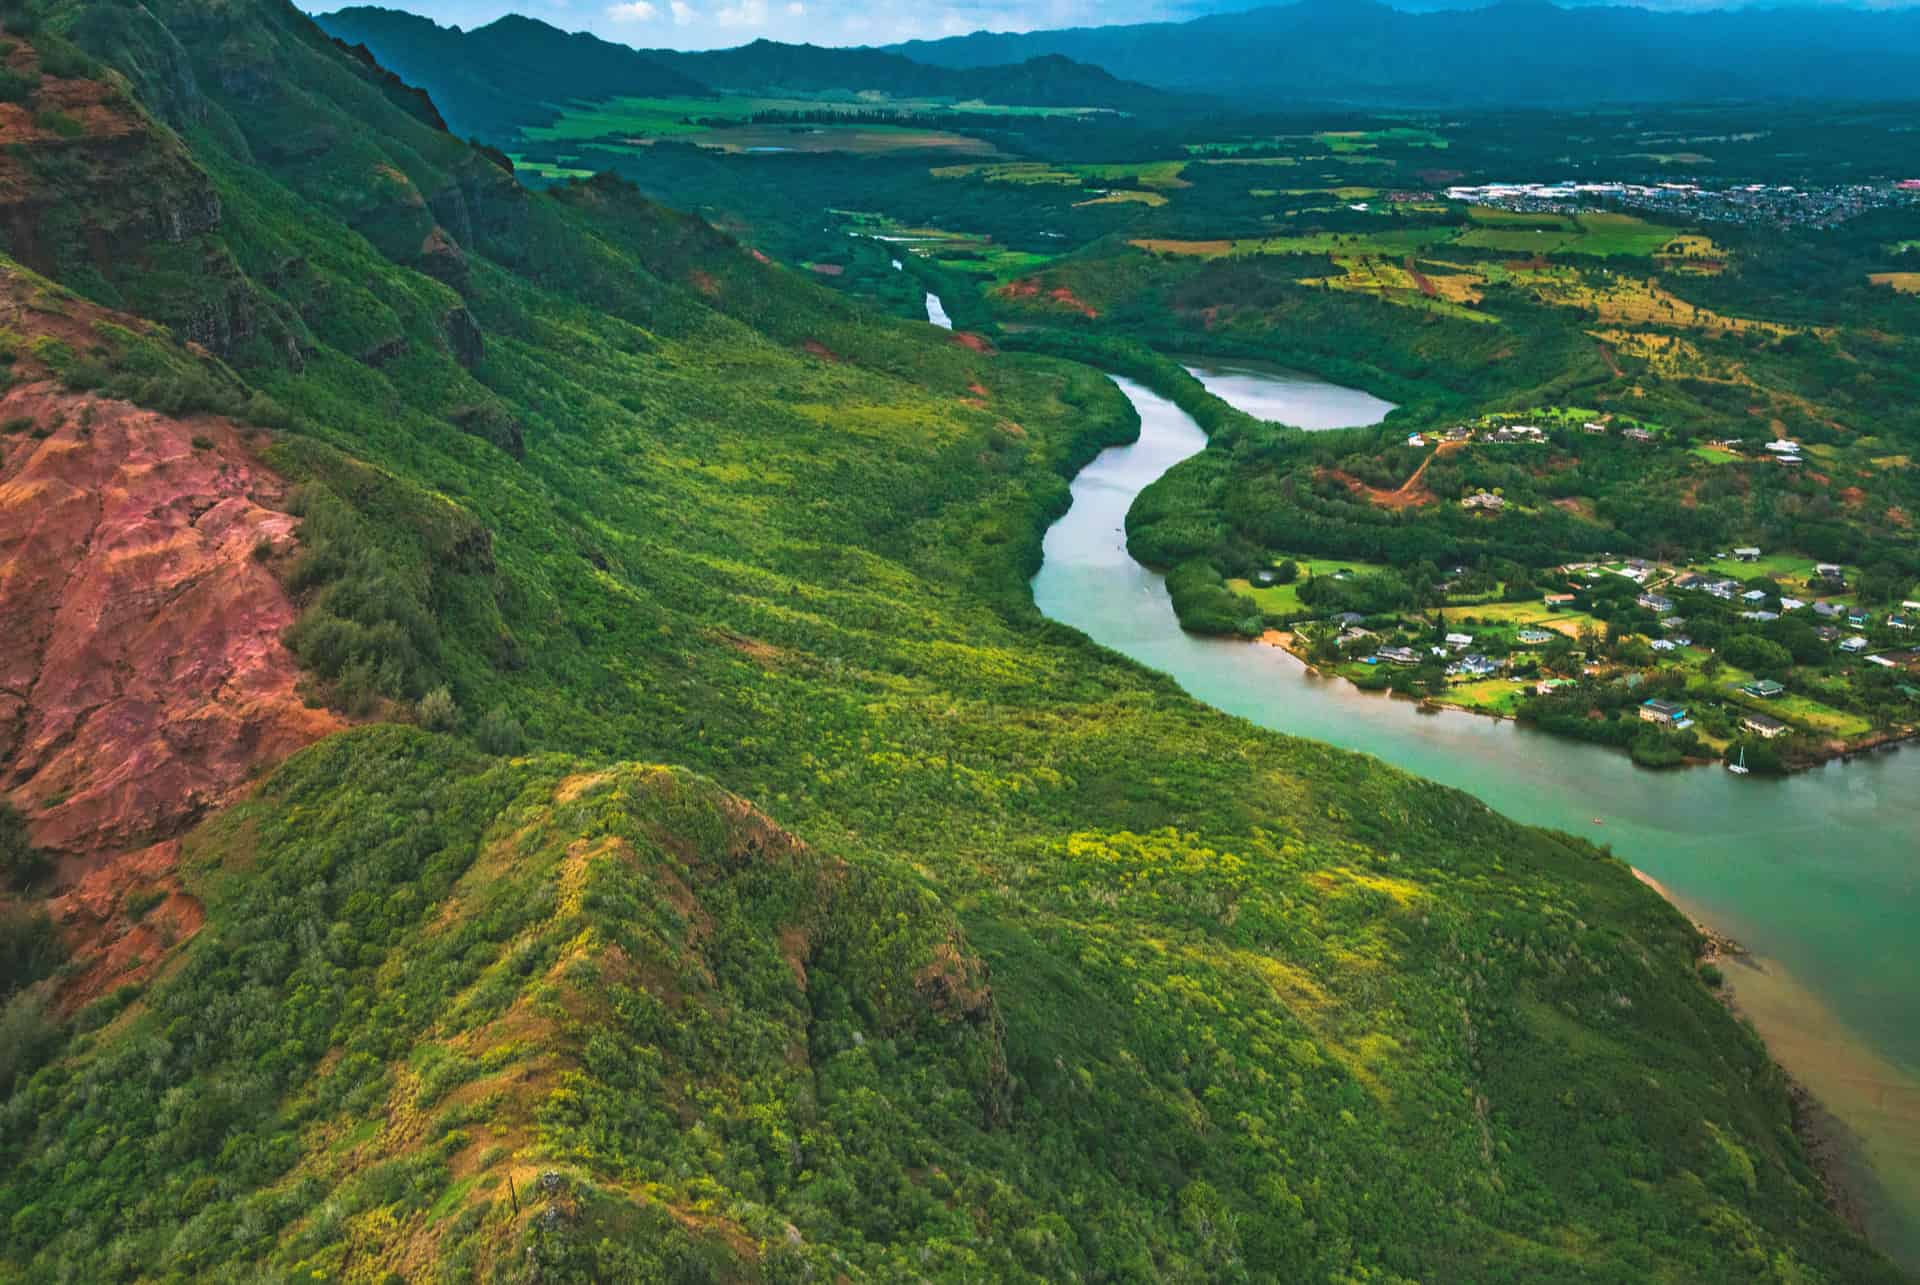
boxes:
[1032,368,1920,1269]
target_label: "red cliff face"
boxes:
[0,382,340,855]
[0,381,341,996]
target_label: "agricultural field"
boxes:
[1870,272,1920,294]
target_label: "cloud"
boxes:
[714,0,769,25]
[786,0,804,12]
[670,0,697,23]
[604,0,657,17]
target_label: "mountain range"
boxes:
[889,0,1920,103]
[316,7,1170,141]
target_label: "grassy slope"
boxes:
[0,1,1900,1280]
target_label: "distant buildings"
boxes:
[1462,492,1506,512]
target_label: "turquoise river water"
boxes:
[1030,364,1920,1269]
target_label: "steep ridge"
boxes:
[0,0,1904,1279]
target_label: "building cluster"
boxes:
[1442,180,1920,229]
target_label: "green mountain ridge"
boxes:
[313,8,1171,144]
[0,0,1904,1278]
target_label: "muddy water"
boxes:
[1032,371,1920,1270]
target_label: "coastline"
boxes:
[1255,629,1916,775]
[1632,868,1920,1271]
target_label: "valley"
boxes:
[0,0,1915,1278]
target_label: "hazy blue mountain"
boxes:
[889,0,1920,104]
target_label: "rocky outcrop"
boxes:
[0,381,341,861]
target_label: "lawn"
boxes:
[1441,600,1596,637]
[1436,677,1533,716]
[1730,690,1873,739]
[1228,554,1395,615]
[1690,444,1741,465]
[1691,553,1834,584]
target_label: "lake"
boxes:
[1032,370,1920,1269]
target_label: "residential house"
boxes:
[1638,593,1675,614]
[1516,629,1555,645]
[1763,441,1799,456]
[1742,589,1770,603]
[1444,632,1475,651]
[1734,547,1762,562]
[1742,679,1786,699]
[1622,427,1655,443]
[1543,592,1578,607]
[1740,611,1781,622]
[1780,596,1806,612]
[1815,563,1844,581]
[1848,609,1871,628]
[1813,601,1845,619]
[1660,616,1687,631]
[1448,654,1502,678]
[1376,646,1421,666]
[1705,580,1740,600]
[1650,639,1677,653]
[1839,636,1870,654]
[1407,433,1426,448]
[1462,492,1506,512]
[1813,625,1842,642]
[1583,421,1608,434]
[1671,574,1707,592]
[1891,615,1915,631]
[1640,698,1691,728]
[1741,711,1788,739]
[1335,612,1367,627]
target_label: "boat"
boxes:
[1728,747,1750,775]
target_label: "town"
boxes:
[1444,179,1920,229]
[1256,542,1920,772]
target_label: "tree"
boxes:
[476,706,526,757]
[418,686,460,733]
[1274,559,1299,585]
[0,803,49,892]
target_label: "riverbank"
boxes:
[1036,369,1920,1273]
[1255,627,1913,776]
[1633,869,1920,1264]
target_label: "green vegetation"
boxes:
[0,1,1905,1278]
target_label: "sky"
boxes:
[313,0,1919,51]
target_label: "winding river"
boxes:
[1032,368,1920,1267]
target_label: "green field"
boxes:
[1441,599,1597,636]
[1693,552,1838,584]
[1456,211,1678,257]
[1228,554,1395,615]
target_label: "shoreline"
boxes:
[1255,628,1916,775]
[1631,868,1916,1267]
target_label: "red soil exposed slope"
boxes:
[0,385,340,860]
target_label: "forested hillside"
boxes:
[0,0,1903,1279]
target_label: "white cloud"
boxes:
[670,0,697,24]
[605,0,657,18]
[713,0,769,26]
[785,0,805,13]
